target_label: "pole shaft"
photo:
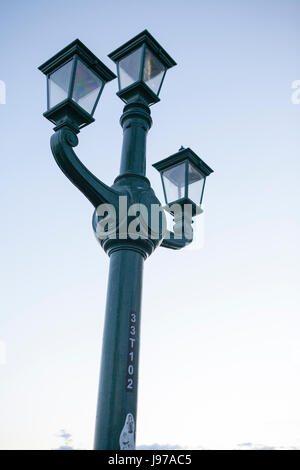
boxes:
[94,249,144,450]
[119,103,152,177]
[120,120,147,176]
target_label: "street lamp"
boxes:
[39,39,116,131]
[39,31,213,450]
[153,147,213,239]
[108,29,176,106]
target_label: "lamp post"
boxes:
[39,30,213,451]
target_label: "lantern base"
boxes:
[43,99,95,131]
[164,199,203,241]
[117,81,160,107]
[164,197,203,217]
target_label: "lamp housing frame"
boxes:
[39,39,116,130]
[108,30,176,106]
[153,147,214,216]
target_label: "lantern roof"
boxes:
[39,39,116,82]
[153,147,214,176]
[108,30,177,70]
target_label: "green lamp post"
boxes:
[39,30,213,450]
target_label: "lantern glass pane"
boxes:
[118,47,143,89]
[143,48,165,94]
[187,162,205,204]
[162,162,186,204]
[49,60,73,108]
[72,59,104,114]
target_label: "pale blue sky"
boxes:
[1,0,300,450]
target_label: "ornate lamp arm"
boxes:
[50,126,121,208]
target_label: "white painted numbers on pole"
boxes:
[126,311,137,391]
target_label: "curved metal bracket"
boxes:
[50,126,121,208]
[161,230,193,250]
